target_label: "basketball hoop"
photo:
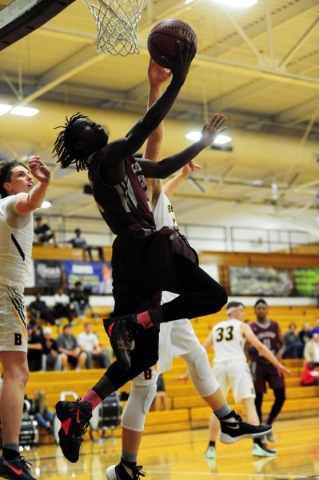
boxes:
[83,0,147,56]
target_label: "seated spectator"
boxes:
[26,390,54,434]
[53,286,74,324]
[27,323,43,372]
[310,318,319,336]
[282,322,304,359]
[28,291,56,326]
[56,324,87,370]
[304,332,319,366]
[299,322,312,347]
[69,281,91,319]
[67,228,105,261]
[301,361,319,386]
[151,374,169,411]
[33,215,56,247]
[77,322,111,369]
[41,327,62,371]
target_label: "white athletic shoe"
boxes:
[205,446,216,459]
[252,443,276,457]
[266,430,276,442]
[106,465,116,480]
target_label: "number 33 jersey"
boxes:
[212,318,246,363]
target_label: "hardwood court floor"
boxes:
[21,416,319,480]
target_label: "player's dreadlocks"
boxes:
[53,113,89,171]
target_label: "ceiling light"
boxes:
[214,0,257,7]
[186,132,232,145]
[0,104,12,116]
[250,179,263,186]
[39,201,51,209]
[10,106,39,117]
[214,134,232,145]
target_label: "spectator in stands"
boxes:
[28,291,56,325]
[77,322,111,369]
[67,228,105,261]
[69,281,91,319]
[310,318,319,336]
[299,322,312,347]
[151,374,169,411]
[27,323,43,372]
[41,327,62,371]
[53,286,74,325]
[26,390,54,434]
[282,322,304,359]
[301,361,319,386]
[33,215,56,247]
[56,324,87,370]
[303,332,319,366]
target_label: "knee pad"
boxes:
[182,346,219,398]
[121,383,157,432]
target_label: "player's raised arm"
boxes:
[139,114,227,179]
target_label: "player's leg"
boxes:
[56,328,160,463]
[106,368,157,480]
[242,398,276,458]
[105,254,227,369]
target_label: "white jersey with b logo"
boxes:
[0,194,33,352]
[0,194,33,292]
[133,190,200,385]
[212,318,247,364]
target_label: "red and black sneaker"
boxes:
[103,315,139,371]
[0,455,35,480]
[55,399,92,463]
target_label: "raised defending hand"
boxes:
[29,156,50,184]
[148,58,172,87]
[200,113,227,148]
[181,161,201,178]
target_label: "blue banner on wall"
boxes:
[62,261,113,294]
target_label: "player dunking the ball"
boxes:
[53,43,272,469]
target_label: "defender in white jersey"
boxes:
[0,156,50,480]
[106,61,274,480]
[203,301,290,462]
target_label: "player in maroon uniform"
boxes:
[53,47,272,468]
[248,299,286,444]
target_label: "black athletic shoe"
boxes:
[0,455,35,480]
[219,411,272,444]
[106,463,145,479]
[56,399,92,463]
[103,315,139,370]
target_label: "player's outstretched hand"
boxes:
[200,113,227,148]
[164,40,196,83]
[29,156,50,184]
[181,161,201,178]
[175,370,190,383]
[148,58,172,87]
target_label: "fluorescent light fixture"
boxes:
[186,131,232,144]
[214,134,232,145]
[40,201,51,209]
[214,0,257,7]
[186,131,201,141]
[250,179,263,186]
[0,104,12,116]
[10,106,39,117]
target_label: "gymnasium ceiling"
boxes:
[1,0,319,224]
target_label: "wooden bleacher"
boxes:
[27,246,319,440]
[24,305,319,442]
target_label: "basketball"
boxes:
[147,19,197,68]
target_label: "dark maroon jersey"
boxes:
[249,320,282,364]
[88,151,156,235]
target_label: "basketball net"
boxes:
[83,0,147,56]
